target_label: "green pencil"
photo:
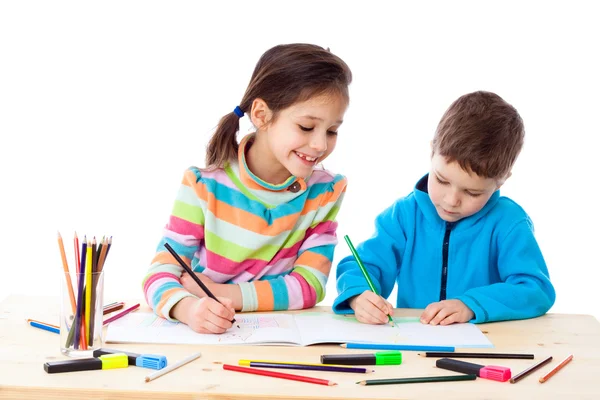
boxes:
[357,374,477,385]
[344,235,395,327]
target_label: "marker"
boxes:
[27,320,60,334]
[44,353,128,373]
[321,351,402,366]
[436,358,511,382]
[93,348,167,370]
[342,343,455,352]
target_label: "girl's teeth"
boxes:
[296,152,316,161]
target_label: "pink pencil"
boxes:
[103,303,140,325]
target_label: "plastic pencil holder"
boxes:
[60,270,105,357]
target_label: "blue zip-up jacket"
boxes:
[334,174,555,323]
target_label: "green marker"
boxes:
[344,235,395,326]
[321,351,402,366]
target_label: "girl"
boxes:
[143,44,352,334]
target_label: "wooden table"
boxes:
[1,295,598,399]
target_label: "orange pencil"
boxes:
[74,232,80,274]
[539,355,573,383]
[57,232,77,314]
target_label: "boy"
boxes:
[334,91,555,325]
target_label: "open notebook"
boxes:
[106,311,493,348]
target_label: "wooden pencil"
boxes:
[419,352,534,360]
[223,364,337,386]
[510,356,553,383]
[539,355,573,383]
[57,232,77,314]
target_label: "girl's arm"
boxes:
[142,170,205,321]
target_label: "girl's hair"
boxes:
[206,43,352,168]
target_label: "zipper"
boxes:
[439,222,454,301]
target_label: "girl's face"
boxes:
[254,93,347,180]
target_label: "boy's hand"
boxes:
[420,299,474,326]
[171,296,235,334]
[181,271,215,297]
[349,291,394,325]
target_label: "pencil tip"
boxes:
[418,353,424,357]
[144,377,150,383]
[329,382,337,386]
[213,361,223,364]
[340,343,347,348]
[357,381,366,385]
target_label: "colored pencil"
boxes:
[342,343,455,352]
[72,236,87,349]
[420,352,534,360]
[357,374,477,385]
[239,359,373,371]
[539,355,573,383]
[223,364,337,386]
[145,352,202,382]
[103,303,140,325]
[97,236,109,272]
[344,235,395,327]
[84,241,92,344]
[74,232,80,275]
[28,320,60,334]
[57,232,77,314]
[103,302,125,315]
[510,356,553,383]
[164,242,236,324]
[27,319,60,329]
[240,361,371,374]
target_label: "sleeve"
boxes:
[332,199,408,314]
[238,175,348,312]
[142,168,207,321]
[457,217,556,323]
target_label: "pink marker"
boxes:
[436,358,511,382]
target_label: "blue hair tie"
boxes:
[233,106,244,118]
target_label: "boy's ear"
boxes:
[250,98,272,129]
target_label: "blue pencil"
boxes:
[29,321,60,334]
[341,343,455,352]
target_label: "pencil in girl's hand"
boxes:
[163,242,236,324]
[343,235,395,327]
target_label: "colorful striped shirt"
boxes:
[143,134,347,320]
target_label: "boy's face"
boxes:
[428,153,505,222]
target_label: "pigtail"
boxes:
[206,111,241,168]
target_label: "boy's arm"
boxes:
[142,169,205,321]
[456,218,556,323]
[333,200,407,314]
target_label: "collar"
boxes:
[414,173,500,230]
[236,134,307,193]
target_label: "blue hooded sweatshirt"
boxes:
[333,174,555,323]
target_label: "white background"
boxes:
[1,1,598,320]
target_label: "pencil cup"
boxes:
[60,271,105,357]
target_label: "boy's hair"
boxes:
[432,91,524,179]
[206,43,352,168]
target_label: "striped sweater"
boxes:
[143,134,347,320]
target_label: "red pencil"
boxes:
[539,355,573,383]
[103,303,140,325]
[222,364,337,386]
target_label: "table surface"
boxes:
[1,295,599,399]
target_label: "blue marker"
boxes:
[28,320,60,334]
[341,343,455,352]
[93,348,167,370]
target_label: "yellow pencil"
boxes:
[85,242,92,343]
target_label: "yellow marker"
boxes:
[44,353,129,373]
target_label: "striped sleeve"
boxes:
[240,175,347,311]
[142,168,206,321]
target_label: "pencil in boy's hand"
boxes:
[343,235,395,327]
[163,242,236,324]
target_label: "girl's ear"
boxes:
[250,98,272,129]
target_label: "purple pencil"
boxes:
[73,236,87,349]
[103,303,140,325]
[246,362,373,374]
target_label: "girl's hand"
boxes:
[173,296,235,334]
[349,291,394,325]
[420,299,474,326]
[181,271,215,297]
